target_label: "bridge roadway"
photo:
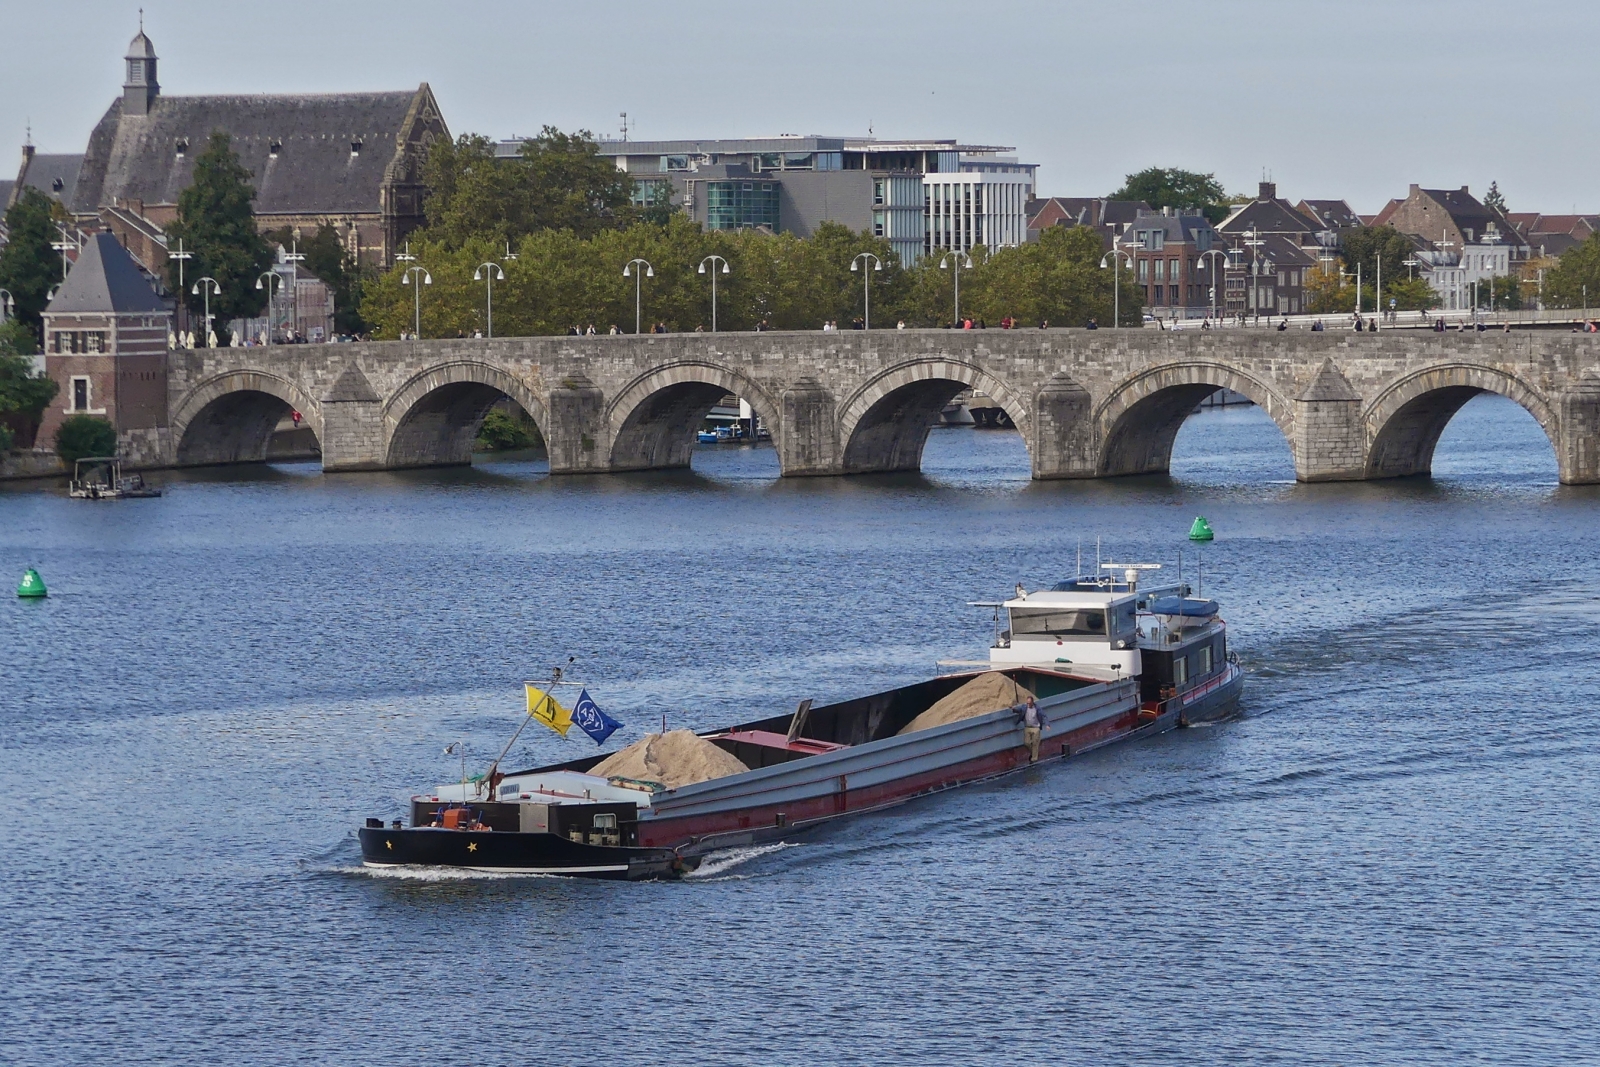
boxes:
[149,328,1600,483]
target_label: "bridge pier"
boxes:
[320,366,386,472]
[1291,361,1366,482]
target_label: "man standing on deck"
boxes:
[1015,696,1046,762]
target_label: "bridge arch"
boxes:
[383,361,549,468]
[605,360,783,472]
[1363,362,1559,479]
[837,359,1032,474]
[171,370,324,467]
[1096,362,1295,477]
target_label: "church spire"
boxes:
[123,19,159,116]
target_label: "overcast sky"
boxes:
[5,0,1596,215]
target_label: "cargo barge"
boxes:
[359,565,1242,879]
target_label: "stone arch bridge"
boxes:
[159,330,1600,483]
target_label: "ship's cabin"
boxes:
[989,575,1144,675]
[1136,595,1229,701]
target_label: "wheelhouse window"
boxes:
[1199,646,1213,673]
[1010,608,1105,637]
[1173,656,1188,685]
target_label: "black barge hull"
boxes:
[358,827,692,880]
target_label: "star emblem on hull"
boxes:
[467,841,478,852]
[385,840,393,850]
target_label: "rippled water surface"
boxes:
[4,395,1599,1065]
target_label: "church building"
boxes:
[65,25,449,268]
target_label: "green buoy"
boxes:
[17,567,47,598]
[1188,516,1215,542]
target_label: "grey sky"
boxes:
[5,0,1596,216]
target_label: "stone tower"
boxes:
[123,24,159,116]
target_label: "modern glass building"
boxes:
[704,179,780,232]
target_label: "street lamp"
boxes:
[1195,250,1227,321]
[169,238,194,335]
[400,264,432,339]
[283,229,305,340]
[698,255,729,333]
[255,271,283,346]
[1241,228,1265,323]
[623,258,654,335]
[473,261,506,338]
[851,252,883,330]
[51,224,77,281]
[940,249,974,325]
[1099,246,1134,328]
[191,276,222,347]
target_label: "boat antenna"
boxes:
[487,657,574,795]
[1177,548,1183,594]
[444,741,467,791]
[1197,555,1203,598]
[1076,538,1082,577]
[1096,536,1102,576]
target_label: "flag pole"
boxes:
[486,661,568,794]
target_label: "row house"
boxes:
[1120,208,1223,318]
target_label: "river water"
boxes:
[3,396,1598,1066]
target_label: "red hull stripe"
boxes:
[636,707,1146,850]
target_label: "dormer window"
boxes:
[51,177,63,192]
[269,140,282,158]
[175,138,188,157]
[350,140,363,156]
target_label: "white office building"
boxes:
[923,164,1034,258]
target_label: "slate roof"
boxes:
[1219,197,1320,237]
[10,152,84,207]
[1297,200,1363,231]
[73,88,429,216]
[44,231,168,314]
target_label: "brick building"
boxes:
[1118,208,1224,319]
[37,231,172,463]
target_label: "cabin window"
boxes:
[593,813,617,829]
[1199,646,1213,674]
[1010,608,1105,636]
[1173,656,1188,685]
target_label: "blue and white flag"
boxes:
[571,688,623,746]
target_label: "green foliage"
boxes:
[1545,233,1600,310]
[1472,275,1520,310]
[0,321,56,448]
[1341,226,1415,288]
[1304,265,1356,314]
[1483,181,1507,214]
[0,187,60,337]
[958,226,1142,327]
[475,408,543,451]
[421,129,637,250]
[167,131,273,334]
[362,215,914,337]
[1384,276,1439,312]
[1110,168,1230,223]
[54,414,118,464]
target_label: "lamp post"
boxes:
[850,252,883,330]
[169,237,194,336]
[191,276,221,347]
[282,230,305,341]
[936,248,974,326]
[1099,247,1133,328]
[473,261,506,338]
[698,255,729,332]
[400,265,432,339]
[623,258,654,334]
[1195,250,1227,320]
[255,271,283,346]
[51,224,77,281]
[1242,228,1265,324]
[1375,254,1382,328]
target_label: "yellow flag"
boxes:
[525,685,572,737]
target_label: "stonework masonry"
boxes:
[156,330,1600,483]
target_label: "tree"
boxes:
[1544,233,1600,311]
[54,414,118,463]
[1304,264,1355,314]
[1483,181,1507,215]
[1341,225,1415,289]
[421,129,638,250]
[166,130,273,340]
[0,320,58,447]
[0,187,60,337]
[954,225,1142,327]
[1385,276,1439,312]
[1110,168,1230,223]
